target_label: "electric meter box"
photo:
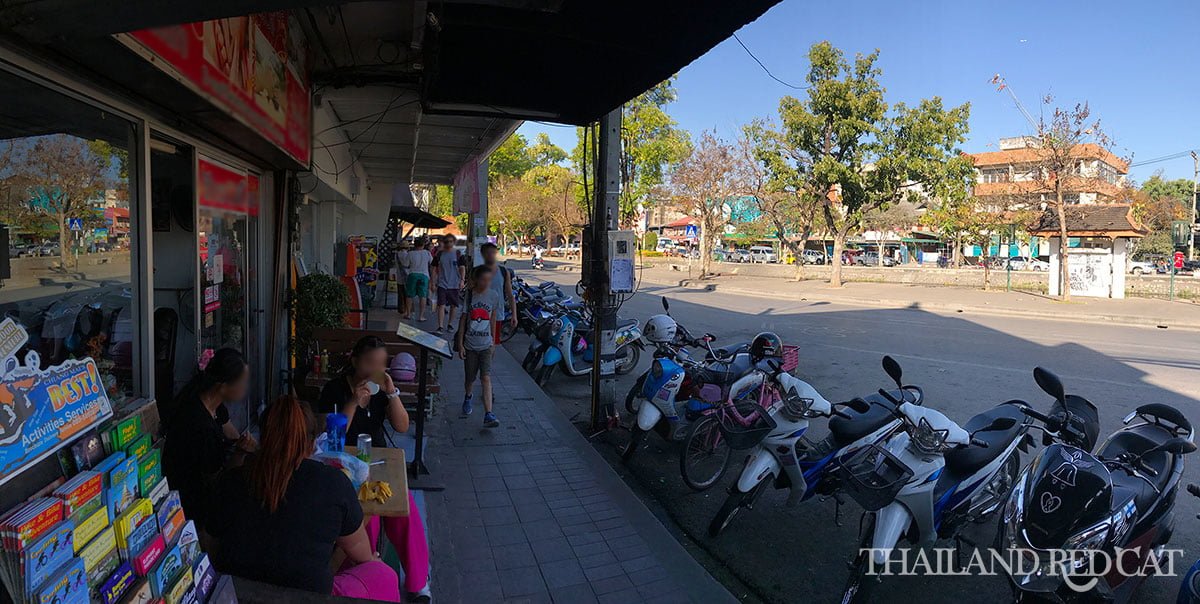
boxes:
[609,230,636,293]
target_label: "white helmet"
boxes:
[644,314,678,344]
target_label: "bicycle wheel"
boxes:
[500,320,518,343]
[679,414,731,491]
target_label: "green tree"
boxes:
[573,78,690,222]
[527,133,567,167]
[775,42,973,287]
[1141,172,1193,221]
[663,130,748,277]
[743,119,823,280]
[489,133,534,182]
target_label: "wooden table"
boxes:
[345,446,409,517]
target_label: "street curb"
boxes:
[547,265,1200,332]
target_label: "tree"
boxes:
[743,119,823,280]
[489,176,542,248]
[573,78,690,223]
[662,130,747,277]
[1024,98,1115,301]
[862,201,919,266]
[489,133,534,182]
[527,133,567,167]
[525,164,582,252]
[1141,172,1194,221]
[774,42,973,287]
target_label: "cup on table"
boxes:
[356,434,372,463]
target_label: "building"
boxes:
[645,201,688,229]
[970,137,1129,210]
[1030,205,1147,298]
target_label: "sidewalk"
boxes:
[375,311,735,603]
[570,263,1200,331]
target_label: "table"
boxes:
[345,445,409,517]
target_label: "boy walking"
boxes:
[432,235,466,334]
[457,265,501,427]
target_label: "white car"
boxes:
[748,245,778,263]
[1128,260,1156,275]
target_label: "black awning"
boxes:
[391,206,450,229]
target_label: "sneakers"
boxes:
[483,412,500,428]
[405,586,432,603]
[461,395,473,416]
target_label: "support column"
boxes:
[589,108,621,430]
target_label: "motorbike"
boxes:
[708,356,924,537]
[529,304,643,386]
[840,356,1031,603]
[531,254,545,270]
[1178,484,1200,604]
[996,367,1196,603]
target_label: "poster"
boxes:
[0,319,113,485]
[122,12,311,165]
[452,158,482,215]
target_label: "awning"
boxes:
[391,206,451,229]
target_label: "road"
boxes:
[502,262,1200,604]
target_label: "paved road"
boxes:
[503,264,1200,604]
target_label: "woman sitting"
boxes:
[162,348,257,529]
[319,336,431,602]
[208,396,400,601]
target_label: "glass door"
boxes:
[196,156,250,357]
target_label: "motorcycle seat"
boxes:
[828,390,907,447]
[561,300,582,311]
[617,318,639,331]
[943,403,1028,477]
[692,353,755,391]
[1099,424,1176,509]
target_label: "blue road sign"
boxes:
[68,218,83,231]
[685,224,698,239]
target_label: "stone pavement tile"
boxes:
[494,542,538,571]
[628,564,669,587]
[559,520,598,536]
[637,577,681,598]
[474,476,508,492]
[516,501,554,523]
[521,518,564,541]
[607,534,644,551]
[576,551,618,570]
[504,475,537,489]
[600,524,638,541]
[476,490,514,509]
[549,583,598,604]
[550,504,586,518]
[566,532,604,547]
[503,595,553,604]
[571,541,610,559]
[530,537,575,563]
[458,569,504,602]
[539,558,586,589]
[619,556,657,575]
[582,561,625,582]
[500,565,548,598]
[591,575,637,597]
[487,523,529,547]
[483,505,521,526]
[508,487,545,504]
[593,517,627,532]
[497,461,532,475]
[469,462,500,477]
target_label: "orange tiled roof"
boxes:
[970,143,1128,173]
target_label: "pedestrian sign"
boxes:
[685,224,698,239]
[67,218,82,231]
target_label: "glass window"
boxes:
[0,69,138,404]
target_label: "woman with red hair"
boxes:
[207,396,400,601]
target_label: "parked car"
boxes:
[1005,256,1050,271]
[728,249,752,263]
[748,245,778,263]
[854,252,895,267]
[38,241,60,256]
[801,249,827,265]
[1128,260,1156,275]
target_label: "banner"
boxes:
[122,12,311,165]
[198,157,258,217]
[0,319,113,485]
[452,158,483,215]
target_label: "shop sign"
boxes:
[198,157,258,216]
[121,13,311,165]
[453,158,483,215]
[0,319,113,485]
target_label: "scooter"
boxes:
[996,367,1196,603]
[708,357,924,537]
[531,254,545,270]
[532,309,643,386]
[1178,484,1200,604]
[840,356,1031,604]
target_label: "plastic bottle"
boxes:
[321,349,330,373]
[312,350,321,374]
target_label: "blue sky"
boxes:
[520,0,1200,184]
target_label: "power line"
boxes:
[731,33,807,90]
[1130,150,1194,167]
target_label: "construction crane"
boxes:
[990,74,1038,130]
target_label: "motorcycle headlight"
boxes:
[1003,470,1028,524]
[1063,519,1110,569]
[909,418,948,454]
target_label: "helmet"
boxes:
[388,352,417,382]
[644,314,678,344]
[749,332,783,363]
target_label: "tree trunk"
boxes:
[982,249,991,291]
[877,237,884,266]
[698,220,712,278]
[830,234,846,287]
[1056,186,1071,301]
[786,238,807,281]
[954,234,962,267]
[57,214,70,270]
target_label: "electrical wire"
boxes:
[732,33,807,90]
[1130,150,1194,167]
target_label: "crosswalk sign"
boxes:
[68,218,83,231]
[685,224,698,239]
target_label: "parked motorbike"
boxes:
[528,303,643,386]
[1178,484,1200,604]
[996,367,1196,603]
[708,356,923,537]
[839,356,1031,603]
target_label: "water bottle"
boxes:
[324,413,348,452]
[356,434,372,463]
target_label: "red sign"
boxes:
[1174,251,1184,269]
[123,12,310,165]
[198,157,259,216]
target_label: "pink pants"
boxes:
[331,561,400,601]
[365,492,430,593]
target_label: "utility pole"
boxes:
[1191,151,1198,261]
[588,108,621,430]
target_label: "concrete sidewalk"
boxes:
[380,309,734,603]
[555,263,1200,331]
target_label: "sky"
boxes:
[519,0,1200,184]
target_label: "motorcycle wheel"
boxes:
[522,349,540,374]
[622,427,646,463]
[625,374,646,415]
[679,415,731,491]
[841,513,878,604]
[615,345,640,375]
[535,364,555,387]
[500,320,518,343]
[709,484,755,537]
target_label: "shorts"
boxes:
[405,273,429,297]
[436,286,462,307]
[464,348,493,382]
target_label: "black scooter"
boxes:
[998,367,1196,603]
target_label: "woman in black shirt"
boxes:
[162,348,257,528]
[318,336,430,602]
[209,396,399,600]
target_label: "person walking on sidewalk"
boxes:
[400,237,431,322]
[480,242,517,340]
[431,235,466,334]
[457,264,501,427]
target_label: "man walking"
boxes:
[400,237,432,321]
[457,265,501,427]
[431,235,466,334]
[480,243,518,342]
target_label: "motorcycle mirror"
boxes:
[1033,367,1065,403]
[1150,437,1198,456]
[881,355,903,388]
[976,417,1017,434]
[704,333,717,342]
[661,297,670,313]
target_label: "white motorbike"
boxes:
[838,356,1030,604]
